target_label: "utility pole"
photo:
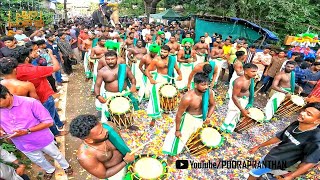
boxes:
[64,0,68,23]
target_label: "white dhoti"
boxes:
[137,72,155,103]
[101,90,131,123]
[107,167,126,180]
[83,50,92,78]
[91,59,99,92]
[162,113,203,156]
[220,96,249,133]
[264,88,291,121]
[195,54,206,67]
[175,62,194,90]
[130,59,144,89]
[226,72,240,99]
[147,73,170,119]
[210,58,226,84]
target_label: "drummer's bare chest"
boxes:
[157,60,168,68]
[280,74,291,84]
[102,68,120,82]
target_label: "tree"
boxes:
[64,0,67,23]
[144,0,162,20]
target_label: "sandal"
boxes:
[44,170,55,180]
[64,166,73,175]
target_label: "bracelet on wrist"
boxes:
[95,95,101,99]
[123,160,128,164]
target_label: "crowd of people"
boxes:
[0,18,320,180]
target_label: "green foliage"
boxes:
[166,0,320,41]
[0,0,54,26]
[119,0,145,17]
[0,140,32,167]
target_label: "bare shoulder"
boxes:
[181,91,194,102]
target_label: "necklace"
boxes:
[83,141,110,157]
[106,65,117,76]
[292,125,317,134]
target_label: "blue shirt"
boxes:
[301,69,320,94]
[46,42,61,62]
[294,66,307,85]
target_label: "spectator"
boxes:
[0,36,22,58]
[259,50,287,95]
[14,29,30,42]
[300,62,320,97]
[0,84,73,179]
[0,57,39,100]
[57,32,74,75]
[12,47,67,137]
[45,34,64,86]
[252,47,272,82]
[246,45,256,64]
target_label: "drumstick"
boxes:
[254,84,264,95]
[129,139,153,155]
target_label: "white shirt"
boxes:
[165,32,171,40]
[142,29,151,40]
[205,36,212,45]
[14,34,28,41]
[252,52,272,72]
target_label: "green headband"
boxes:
[182,38,194,45]
[149,44,161,53]
[104,40,118,51]
[157,31,165,35]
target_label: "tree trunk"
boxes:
[64,0,68,23]
[144,0,161,23]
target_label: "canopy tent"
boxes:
[150,9,189,21]
[195,15,279,44]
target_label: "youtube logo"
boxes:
[176,160,189,169]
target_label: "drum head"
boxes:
[109,96,130,114]
[248,108,265,122]
[291,95,305,106]
[133,157,164,179]
[200,127,222,148]
[160,84,177,97]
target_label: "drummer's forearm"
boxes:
[207,105,215,119]
[257,137,281,148]
[105,161,127,178]
[232,96,245,112]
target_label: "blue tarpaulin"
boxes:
[230,17,279,41]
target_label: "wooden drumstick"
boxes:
[129,139,153,155]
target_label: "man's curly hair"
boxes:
[0,57,18,75]
[69,114,99,139]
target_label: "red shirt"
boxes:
[17,64,55,103]
[78,32,89,45]
[309,80,320,98]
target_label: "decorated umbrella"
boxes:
[291,32,319,47]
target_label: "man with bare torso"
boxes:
[145,45,182,126]
[83,33,96,80]
[70,114,135,180]
[0,57,38,100]
[220,63,258,133]
[176,41,197,90]
[90,37,108,93]
[137,44,159,102]
[193,36,210,65]
[95,50,138,124]
[124,32,135,49]
[226,51,246,99]
[210,41,226,83]
[265,61,303,121]
[187,61,219,90]
[162,72,215,163]
[166,36,180,55]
